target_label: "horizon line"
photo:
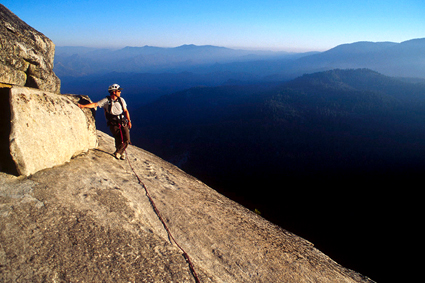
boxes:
[54,37,424,53]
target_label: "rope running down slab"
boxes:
[119,125,200,282]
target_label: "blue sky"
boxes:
[3,0,424,51]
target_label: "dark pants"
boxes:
[109,123,130,155]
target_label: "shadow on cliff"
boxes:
[200,167,420,283]
[0,87,18,175]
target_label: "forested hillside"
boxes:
[135,69,425,183]
[58,39,425,112]
[132,69,425,281]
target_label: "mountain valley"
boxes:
[129,69,425,282]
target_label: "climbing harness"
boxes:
[118,126,201,283]
[105,96,128,127]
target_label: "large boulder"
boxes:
[1,85,97,176]
[0,4,60,93]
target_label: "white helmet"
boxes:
[108,84,121,92]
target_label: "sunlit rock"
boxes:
[0,4,60,93]
[3,85,97,176]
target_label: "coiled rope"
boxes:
[119,124,200,282]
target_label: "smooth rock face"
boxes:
[0,131,375,282]
[7,86,97,176]
[0,4,60,93]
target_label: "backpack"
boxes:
[104,96,127,126]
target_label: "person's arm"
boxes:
[123,108,132,129]
[78,102,99,109]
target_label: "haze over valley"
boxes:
[58,38,425,107]
[54,38,425,282]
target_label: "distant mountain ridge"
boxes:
[291,38,425,78]
[55,38,425,79]
[54,44,298,77]
[57,38,425,108]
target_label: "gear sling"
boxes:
[104,95,128,126]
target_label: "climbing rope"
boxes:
[118,124,200,283]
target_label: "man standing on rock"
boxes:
[78,84,132,160]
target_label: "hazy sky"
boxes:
[3,0,424,51]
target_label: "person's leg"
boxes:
[109,124,122,157]
[115,125,130,155]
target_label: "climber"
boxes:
[78,84,132,160]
